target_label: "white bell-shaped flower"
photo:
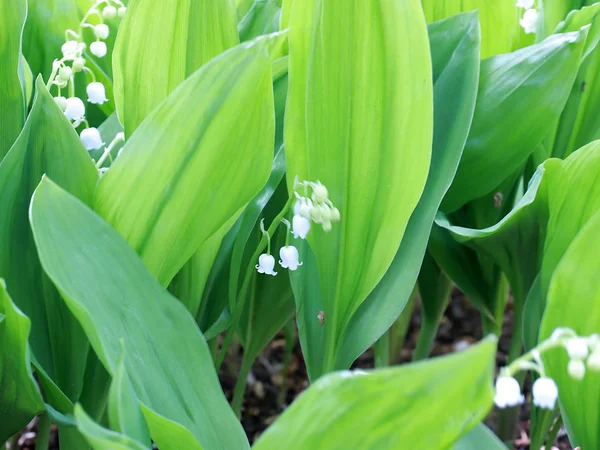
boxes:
[566,338,589,360]
[312,182,328,203]
[532,377,558,410]
[588,349,600,372]
[279,246,303,271]
[516,0,535,9]
[255,254,277,276]
[568,359,586,380]
[102,5,117,19]
[54,96,68,111]
[520,9,538,34]
[87,82,108,104]
[292,214,311,239]
[118,6,127,17]
[61,40,79,56]
[494,376,524,408]
[64,97,85,121]
[90,41,108,58]
[80,128,104,150]
[95,24,110,40]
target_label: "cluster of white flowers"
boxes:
[517,0,538,34]
[47,0,126,167]
[494,328,599,412]
[256,179,340,277]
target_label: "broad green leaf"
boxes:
[30,177,249,450]
[0,0,27,159]
[113,0,239,135]
[0,77,98,404]
[443,29,587,212]
[253,337,497,449]
[335,12,480,369]
[421,0,520,58]
[75,405,150,450]
[140,406,204,450]
[452,423,508,450]
[0,281,44,441]
[539,0,598,37]
[540,211,600,450]
[95,37,279,287]
[286,0,433,376]
[548,4,600,159]
[238,0,282,42]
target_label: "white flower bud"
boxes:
[57,66,73,82]
[494,376,524,409]
[95,24,110,40]
[90,41,107,58]
[72,58,85,72]
[61,40,79,56]
[255,254,277,276]
[568,360,586,381]
[520,9,538,34]
[532,377,558,410]
[54,96,68,111]
[87,82,108,105]
[322,221,332,232]
[102,5,117,19]
[118,6,127,17]
[292,215,311,239]
[310,205,322,223]
[312,182,328,203]
[566,338,589,360]
[64,97,85,121]
[330,207,341,221]
[80,128,104,150]
[587,350,600,372]
[279,246,303,271]
[516,0,535,9]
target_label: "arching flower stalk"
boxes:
[45,0,128,174]
[494,328,599,411]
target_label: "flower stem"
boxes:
[96,132,125,168]
[36,413,51,450]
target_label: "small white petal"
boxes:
[520,9,538,34]
[532,377,558,410]
[95,24,110,40]
[588,350,600,372]
[568,359,586,381]
[292,214,311,239]
[87,82,108,105]
[255,253,277,276]
[61,40,79,56]
[102,5,117,19]
[494,376,524,409]
[90,41,108,58]
[80,128,104,150]
[118,6,127,17]
[54,96,68,111]
[64,97,85,121]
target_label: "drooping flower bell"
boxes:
[566,338,589,360]
[102,5,117,19]
[64,97,85,121]
[80,128,104,150]
[520,9,538,34]
[256,254,277,276]
[568,359,586,380]
[94,24,110,40]
[279,246,303,271]
[532,377,558,410]
[292,214,311,239]
[494,376,524,408]
[118,6,127,17]
[61,40,79,56]
[87,82,108,104]
[54,96,68,111]
[90,41,108,58]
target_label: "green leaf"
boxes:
[238,0,281,42]
[334,11,480,369]
[113,0,239,135]
[75,405,150,450]
[0,78,98,404]
[95,37,280,287]
[30,177,249,449]
[285,0,433,376]
[539,0,598,37]
[0,280,45,441]
[0,0,27,159]
[253,337,497,449]
[452,423,508,450]
[443,29,588,212]
[420,0,520,58]
[540,211,600,450]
